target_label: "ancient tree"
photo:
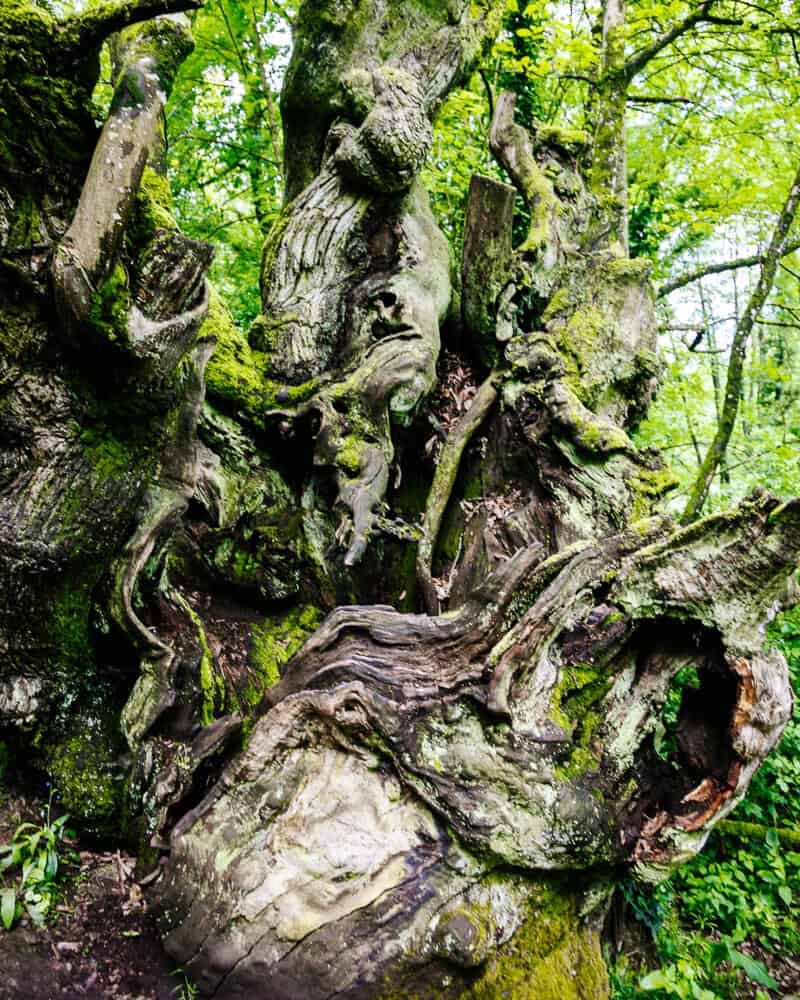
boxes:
[1,1,799,998]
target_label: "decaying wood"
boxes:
[157,494,800,996]
[150,65,800,1000]
[416,371,499,614]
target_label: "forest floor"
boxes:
[0,788,178,1000]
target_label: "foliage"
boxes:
[166,0,293,329]
[655,664,701,762]
[0,791,71,930]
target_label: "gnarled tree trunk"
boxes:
[1,1,798,998]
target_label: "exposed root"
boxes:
[416,371,499,614]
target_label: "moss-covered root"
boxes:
[717,819,800,849]
[417,371,499,614]
[467,883,609,1000]
[115,338,215,747]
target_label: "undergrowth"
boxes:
[0,789,73,930]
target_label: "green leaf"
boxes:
[25,898,48,927]
[729,949,777,989]
[44,848,58,881]
[639,970,672,991]
[0,888,16,930]
[778,884,792,905]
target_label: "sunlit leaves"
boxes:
[165,0,293,327]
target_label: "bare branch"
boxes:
[682,163,800,522]
[658,237,800,298]
[624,2,743,81]
[626,94,703,106]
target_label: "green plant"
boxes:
[655,664,701,762]
[171,968,199,999]
[0,790,71,929]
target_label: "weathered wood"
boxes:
[0,8,212,751]
[158,495,800,995]
[461,174,516,364]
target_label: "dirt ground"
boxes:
[0,789,180,1000]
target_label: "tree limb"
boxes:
[626,94,704,106]
[417,372,499,615]
[682,163,800,523]
[717,819,800,849]
[61,0,204,54]
[53,16,194,328]
[658,237,800,297]
[623,2,742,81]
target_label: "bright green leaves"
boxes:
[637,941,776,998]
[0,887,15,930]
[0,800,71,930]
[708,941,776,991]
[166,0,292,328]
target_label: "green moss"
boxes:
[127,165,178,249]
[203,472,307,604]
[0,1,99,172]
[536,123,590,153]
[203,289,319,427]
[198,627,222,727]
[51,581,95,679]
[550,381,634,456]
[81,428,136,484]
[87,261,131,343]
[337,436,365,476]
[541,287,570,323]
[5,192,43,247]
[248,604,323,699]
[466,879,609,1000]
[174,595,225,726]
[549,663,613,780]
[605,256,652,283]
[48,722,124,838]
[630,463,679,520]
[0,295,47,361]
[561,306,605,379]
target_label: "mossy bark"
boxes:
[152,5,800,990]
[0,0,210,819]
